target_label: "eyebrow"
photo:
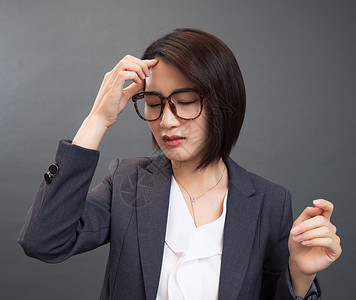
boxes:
[143,87,195,94]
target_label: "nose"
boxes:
[160,101,180,129]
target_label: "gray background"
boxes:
[1,0,355,299]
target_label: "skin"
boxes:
[72,55,342,298]
[145,59,229,227]
[289,199,342,296]
[145,59,214,174]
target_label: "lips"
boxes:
[162,135,186,147]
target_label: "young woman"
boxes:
[19,28,341,300]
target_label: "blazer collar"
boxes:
[218,157,263,299]
[225,156,256,197]
[136,154,172,300]
[136,155,263,300]
[145,153,171,174]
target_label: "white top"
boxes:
[156,176,228,300]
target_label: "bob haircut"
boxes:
[141,28,246,170]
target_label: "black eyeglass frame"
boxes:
[132,88,204,122]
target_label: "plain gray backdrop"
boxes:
[1,0,355,299]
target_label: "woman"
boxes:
[19,28,341,299]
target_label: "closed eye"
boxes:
[177,100,197,105]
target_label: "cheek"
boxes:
[192,117,209,139]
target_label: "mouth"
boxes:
[162,135,186,147]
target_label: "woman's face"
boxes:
[145,59,208,167]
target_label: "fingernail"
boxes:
[302,240,312,246]
[293,234,303,242]
[291,226,300,235]
[313,200,321,206]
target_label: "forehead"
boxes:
[145,60,194,94]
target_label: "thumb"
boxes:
[293,206,323,226]
[122,81,145,101]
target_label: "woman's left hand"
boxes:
[288,199,342,276]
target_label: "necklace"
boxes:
[174,166,226,227]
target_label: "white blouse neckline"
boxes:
[172,175,227,229]
[165,176,228,254]
[156,175,228,300]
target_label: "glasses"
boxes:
[132,88,203,122]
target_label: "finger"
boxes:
[95,70,143,113]
[299,237,342,259]
[91,72,141,116]
[113,71,144,104]
[291,215,335,235]
[292,225,335,243]
[118,60,148,80]
[144,58,159,66]
[113,70,143,90]
[108,56,158,88]
[106,55,138,80]
[122,81,144,102]
[98,59,147,99]
[126,56,158,77]
[313,199,334,220]
[293,206,324,226]
[117,55,157,78]
[91,72,113,111]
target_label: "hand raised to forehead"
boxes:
[89,55,158,129]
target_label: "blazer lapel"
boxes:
[218,158,263,299]
[136,155,263,299]
[136,155,172,300]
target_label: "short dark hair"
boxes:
[142,28,246,170]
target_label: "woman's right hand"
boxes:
[89,55,158,129]
[72,55,158,150]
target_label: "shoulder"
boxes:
[227,157,290,198]
[248,170,292,221]
[248,171,291,201]
[227,158,293,251]
[227,157,292,218]
[109,156,154,169]
[108,154,170,176]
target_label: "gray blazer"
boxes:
[19,140,320,299]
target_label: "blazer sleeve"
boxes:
[18,139,117,263]
[261,189,321,300]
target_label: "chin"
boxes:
[161,148,187,162]
[163,149,205,168]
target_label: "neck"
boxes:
[171,158,229,194]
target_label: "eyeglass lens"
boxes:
[135,91,201,121]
